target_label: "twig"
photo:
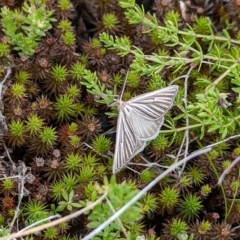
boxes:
[218,156,240,185]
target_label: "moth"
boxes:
[113,85,179,174]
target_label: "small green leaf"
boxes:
[62,190,69,201]
[87,221,100,228]
[71,202,82,208]
[67,204,72,211]
[69,190,74,201]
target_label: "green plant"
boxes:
[92,134,112,155]
[54,94,77,122]
[50,181,66,201]
[101,13,120,34]
[25,114,44,136]
[64,152,82,173]
[140,169,157,184]
[86,177,143,239]
[0,227,9,237]
[201,184,212,197]
[0,0,56,56]
[22,200,48,220]
[84,182,98,201]
[1,178,15,193]
[77,166,96,184]
[6,83,26,105]
[159,187,180,215]
[69,61,86,82]
[0,214,5,226]
[59,235,78,240]
[44,64,68,95]
[14,70,30,84]
[6,120,26,148]
[43,159,65,182]
[186,165,205,186]
[58,20,72,32]
[0,42,10,57]
[189,220,211,239]
[57,190,81,212]
[28,126,57,155]
[82,153,99,167]
[62,31,75,46]
[44,227,58,239]
[163,218,188,239]
[66,84,80,100]
[141,193,158,215]
[91,1,240,142]
[62,173,78,191]
[177,194,203,222]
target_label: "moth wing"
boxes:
[128,85,178,120]
[113,85,178,174]
[113,110,146,174]
[130,110,164,140]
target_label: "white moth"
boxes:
[113,85,179,174]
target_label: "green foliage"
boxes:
[151,135,169,151]
[159,187,179,215]
[40,126,57,146]
[167,218,188,239]
[7,120,26,147]
[22,200,48,221]
[200,184,212,197]
[47,64,68,95]
[64,152,82,172]
[44,227,58,239]
[50,181,66,201]
[66,84,80,100]
[59,234,78,240]
[141,193,158,215]
[102,13,119,31]
[58,19,72,32]
[0,227,9,237]
[25,114,44,136]
[54,94,77,122]
[86,177,143,239]
[0,0,56,56]
[0,214,5,226]
[1,178,15,192]
[186,165,205,186]
[81,69,114,105]
[14,70,30,84]
[10,83,26,100]
[69,61,86,81]
[84,182,98,201]
[82,153,98,167]
[140,169,156,184]
[92,134,112,155]
[4,0,240,238]
[127,71,141,88]
[77,166,96,184]
[57,190,82,212]
[62,31,75,46]
[57,0,71,11]
[178,194,203,222]
[0,42,10,57]
[88,0,240,142]
[62,172,78,191]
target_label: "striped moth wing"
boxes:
[113,85,179,174]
